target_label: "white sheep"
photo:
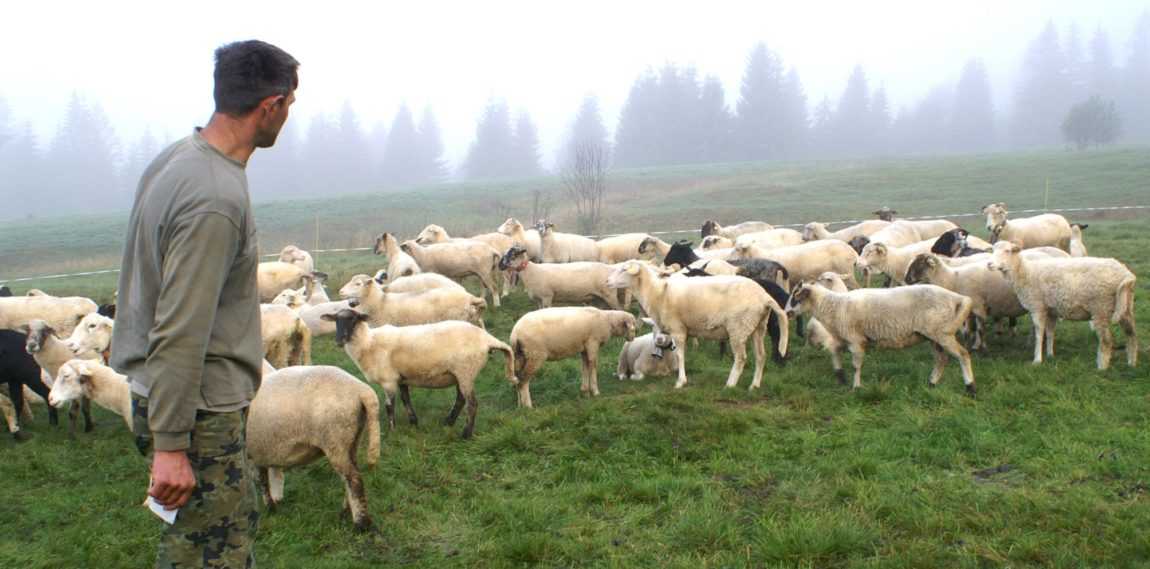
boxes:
[258,262,311,303]
[732,228,805,251]
[260,304,312,368]
[982,203,1072,251]
[899,219,959,240]
[616,331,678,381]
[415,224,518,296]
[499,246,622,310]
[339,273,486,328]
[904,253,1027,350]
[273,287,350,338]
[247,365,381,532]
[802,220,891,242]
[496,218,543,262]
[700,220,774,239]
[324,309,517,438]
[24,318,109,436]
[855,239,939,286]
[596,233,662,264]
[0,294,97,337]
[399,239,503,307]
[636,236,673,261]
[731,240,860,288]
[48,359,132,430]
[278,245,315,273]
[988,241,1137,369]
[785,283,977,395]
[536,221,601,263]
[509,307,636,407]
[606,261,789,391]
[1070,223,1089,257]
[372,232,423,283]
[804,272,850,355]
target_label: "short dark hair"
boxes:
[213,40,299,116]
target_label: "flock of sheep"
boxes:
[0,202,1139,531]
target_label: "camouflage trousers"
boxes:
[132,394,261,569]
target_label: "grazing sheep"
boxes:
[0,294,98,337]
[855,239,939,286]
[415,224,518,296]
[617,331,678,380]
[372,232,423,283]
[399,239,502,307]
[597,233,663,264]
[732,240,860,288]
[681,263,790,365]
[324,309,517,438]
[0,330,57,441]
[496,218,543,262]
[700,220,773,239]
[982,203,1072,251]
[278,245,315,273]
[607,261,788,391]
[1070,223,1089,257]
[803,272,850,355]
[905,253,1026,350]
[802,220,891,242]
[509,307,636,407]
[247,365,381,532]
[988,241,1137,369]
[48,359,132,430]
[784,283,976,395]
[340,273,486,328]
[258,262,311,303]
[499,246,621,309]
[536,221,601,263]
[260,304,312,369]
[24,319,102,436]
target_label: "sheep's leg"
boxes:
[1119,314,1138,367]
[621,289,632,311]
[937,335,976,397]
[1030,313,1047,364]
[20,396,33,422]
[1093,315,1113,370]
[268,467,285,504]
[399,385,418,426]
[6,382,29,442]
[80,397,92,432]
[928,342,949,386]
[830,347,847,385]
[330,449,374,532]
[478,270,500,308]
[579,351,592,397]
[460,384,479,439]
[257,467,275,509]
[767,312,784,364]
[516,359,540,409]
[1044,313,1057,358]
[0,396,19,435]
[724,334,749,389]
[382,386,397,430]
[587,347,601,397]
[750,327,767,390]
[848,344,865,390]
[444,386,465,426]
[673,334,689,389]
[500,271,512,298]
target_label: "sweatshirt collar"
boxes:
[192,127,248,169]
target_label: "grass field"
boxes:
[1,149,1148,568]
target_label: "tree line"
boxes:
[1,14,1148,218]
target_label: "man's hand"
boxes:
[149,450,196,510]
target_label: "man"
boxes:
[111,40,298,568]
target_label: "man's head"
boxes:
[213,40,299,147]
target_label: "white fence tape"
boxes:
[4,204,1147,285]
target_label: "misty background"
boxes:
[1,2,1147,220]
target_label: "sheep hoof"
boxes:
[834,370,847,385]
[616,374,627,381]
[927,382,937,389]
[353,517,377,534]
[965,384,977,398]
[12,430,31,443]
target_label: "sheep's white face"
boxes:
[986,242,1019,274]
[272,288,306,309]
[24,319,54,354]
[857,243,886,269]
[983,203,1008,233]
[497,218,521,236]
[814,272,848,293]
[801,223,823,242]
[339,275,374,300]
[701,236,730,250]
[48,361,89,407]
[416,225,448,244]
[606,262,641,289]
[66,314,113,356]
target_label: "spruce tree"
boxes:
[47,93,121,211]
[380,104,423,187]
[464,98,515,180]
[950,58,996,152]
[562,95,610,166]
[510,111,543,176]
[1012,21,1072,147]
[614,69,659,167]
[697,75,733,163]
[1087,27,1116,100]
[1122,11,1150,141]
[777,68,808,159]
[832,65,871,156]
[415,106,448,183]
[734,42,785,161]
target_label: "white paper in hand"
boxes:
[145,496,179,525]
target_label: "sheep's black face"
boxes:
[700,220,718,238]
[373,234,386,255]
[0,285,11,297]
[325,309,369,347]
[663,241,695,268]
[784,286,811,317]
[25,322,53,353]
[499,247,528,271]
[904,255,934,285]
[930,230,962,257]
[847,236,870,255]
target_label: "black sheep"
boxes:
[0,330,58,441]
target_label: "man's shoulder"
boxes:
[141,138,249,226]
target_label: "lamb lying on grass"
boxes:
[616,328,678,381]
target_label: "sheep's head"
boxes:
[813,271,849,293]
[534,220,555,237]
[930,228,969,257]
[321,309,371,347]
[784,284,816,317]
[272,288,306,309]
[24,319,55,354]
[339,274,374,300]
[0,285,11,297]
[1071,223,1088,236]
[873,207,898,221]
[607,261,644,289]
[653,333,676,351]
[373,270,388,284]
[416,224,448,245]
[982,203,1008,235]
[497,218,522,236]
[987,241,1021,274]
[802,222,825,242]
[702,235,731,250]
[903,254,941,286]
[662,240,695,269]
[700,220,720,238]
[373,233,391,256]
[278,245,304,264]
[49,360,94,407]
[847,236,870,255]
[66,313,114,356]
[499,246,530,271]
[857,242,887,270]
[637,237,657,256]
[399,240,418,254]
[610,312,637,341]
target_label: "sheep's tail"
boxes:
[489,336,519,385]
[765,299,789,358]
[1113,275,1136,323]
[954,295,974,331]
[360,388,381,469]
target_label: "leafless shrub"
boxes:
[560,142,610,234]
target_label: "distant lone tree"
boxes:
[560,142,610,235]
[1061,96,1122,150]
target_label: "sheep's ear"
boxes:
[1079,224,1088,230]
[75,362,94,377]
[1010,243,1022,253]
[640,317,656,327]
[925,256,938,267]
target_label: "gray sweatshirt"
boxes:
[111,128,262,452]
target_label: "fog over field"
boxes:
[0,1,1146,218]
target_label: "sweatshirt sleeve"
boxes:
[145,212,241,451]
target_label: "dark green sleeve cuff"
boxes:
[152,431,191,452]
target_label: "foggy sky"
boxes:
[2,1,1141,171]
